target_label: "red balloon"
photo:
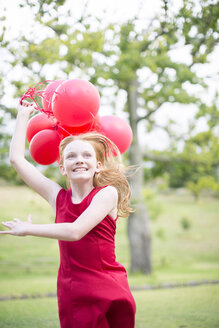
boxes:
[52,79,100,127]
[26,113,56,143]
[100,115,133,154]
[42,80,65,114]
[29,129,61,165]
[58,114,101,139]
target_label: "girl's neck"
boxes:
[70,181,94,204]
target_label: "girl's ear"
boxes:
[59,165,66,176]
[96,161,102,173]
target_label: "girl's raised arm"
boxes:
[9,101,62,212]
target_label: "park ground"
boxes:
[0,185,219,327]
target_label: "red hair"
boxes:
[59,133,133,218]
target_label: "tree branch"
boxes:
[137,110,155,122]
[143,151,219,166]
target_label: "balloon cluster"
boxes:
[22,79,133,165]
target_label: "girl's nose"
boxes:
[75,156,84,164]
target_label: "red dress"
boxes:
[55,186,136,328]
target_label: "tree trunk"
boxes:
[127,80,152,274]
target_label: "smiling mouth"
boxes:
[73,167,88,172]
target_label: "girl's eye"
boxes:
[67,154,76,159]
[84,153,92,157]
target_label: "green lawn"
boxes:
[134,285,219,328]
[0,285,218,328]
[0,185,219,327]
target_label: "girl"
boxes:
[0,101,136,327]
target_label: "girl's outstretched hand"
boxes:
[18,100,35,115]
[0,214,32,236]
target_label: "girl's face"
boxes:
[60,140,101,183]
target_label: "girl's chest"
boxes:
[56,204,82,223]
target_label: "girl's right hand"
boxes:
[0,214,33,237]
[18,100,35,116]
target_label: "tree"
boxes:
[0,0,218,273]
[144,94,219,197]
[96,0,218,272]
[186,176,218,201]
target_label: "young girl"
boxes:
[0,101,136,327]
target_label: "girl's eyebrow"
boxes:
[83,150,93,153]
[65,150,93,156]
[65,151,76,157]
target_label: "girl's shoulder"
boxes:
[93,185,118,204]
[95,185,118,195]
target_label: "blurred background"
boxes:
[0,0,218,327]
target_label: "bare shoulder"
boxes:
[92,185,118,203]
[99,186,118,219]
[100,185,118,199]
[92,186,118,216]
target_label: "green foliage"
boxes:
[186,175,219,200]
[43,165,66,188]
[0,0,218,189]
[146,126,219,191]
[23,38,63,66]
[142,188,163,221]
[179,0,219,63]
[180,216,191,230]
[156,228,166,240]
[196,94,219,129]
[0,165,24,185]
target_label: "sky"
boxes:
[1,0,161,29]
[1,0,218,151]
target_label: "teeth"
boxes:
[74,168,87,172]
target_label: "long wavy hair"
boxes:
[59,132,133,218]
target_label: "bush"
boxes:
[180,216,191,231]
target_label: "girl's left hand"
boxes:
[0,214,32,236]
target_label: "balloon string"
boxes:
[57,125,72,136]
[19,81,100,136]
[20,81,48,105]
[19,80,56,120]
[89,112,100,130]
[55,113,100,137]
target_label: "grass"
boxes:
[0,185,219,327]
[0,298,59,328]
[0,286,218,328]
[134,285,219,328]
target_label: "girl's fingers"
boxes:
[2,221,11,226]
[13,218,21,223]
[22,100,34,107]
[2,219,19,228]
[1,215,32,234]
[19,101,35,114]
[2,221,14,228]
[0,230,12,234]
